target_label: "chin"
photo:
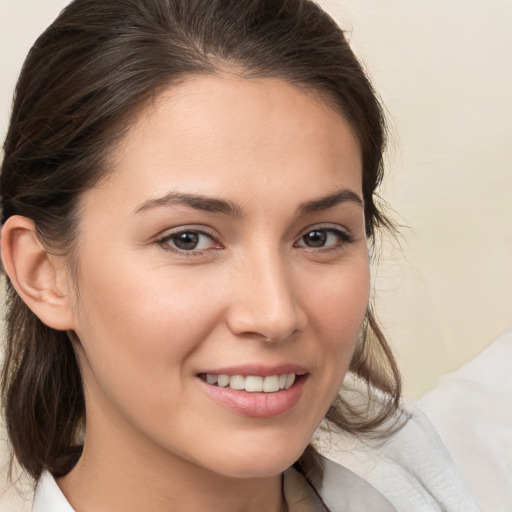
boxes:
[199,437,310,479]
[213,458,299,480]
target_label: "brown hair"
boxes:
[1,0,401,483]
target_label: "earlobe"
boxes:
[1,215,75,331]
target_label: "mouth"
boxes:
[198,373,297,393]
[197,370,308,417]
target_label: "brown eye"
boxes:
[172,232,200,251]
[296,227,353,249]
[159,229,220,253]
[302,230,327,248]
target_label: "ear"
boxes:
[1,215,75,331]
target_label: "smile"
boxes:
[200,373,296,392]
[198,371,307,417]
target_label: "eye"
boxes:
[158,229,220,253]
[296,227,353,249]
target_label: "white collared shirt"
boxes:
[32,471,75,512]
[31,460,397,512]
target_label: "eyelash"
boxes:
[156,228,219,256]
[294,226,354,253]
[156,225,354,256]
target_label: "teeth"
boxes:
[263,375,280,392]
[217,374,230,387]
[206,374,218,385]
[229,375,245,390]
[285,373,296,389]
[204,373,297,393]
[245,376,263,392]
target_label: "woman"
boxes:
[1,0,407,510]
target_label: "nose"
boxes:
[226,250,307,342]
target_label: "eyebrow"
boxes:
[133,188,363,217]
[133,191,244,217]
[297,188,364,215]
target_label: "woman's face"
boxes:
[67,75,370,478]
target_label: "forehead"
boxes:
[91,75,363,214]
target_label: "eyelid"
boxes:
[294,224,354,248]
[156,225,223,254]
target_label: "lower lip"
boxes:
[198,375,307,418]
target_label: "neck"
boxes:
[57,424,286,512]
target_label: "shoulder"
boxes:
[322,406,482,512]
[312,455,397,512]
[418,328,512,512]
[34,463,394,512]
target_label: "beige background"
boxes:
[1,0,511,509]
[319,0,512,397]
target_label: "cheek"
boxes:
[71,255,221,407]
[304,256,370,380]
[308,257,370,334]
[75,244,217,338]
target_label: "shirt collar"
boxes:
[283,466,327,511]
[32,458,396,512]
[32,471,75,512]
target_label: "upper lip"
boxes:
[197,364,308,377]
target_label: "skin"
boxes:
[3,75,370,512]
